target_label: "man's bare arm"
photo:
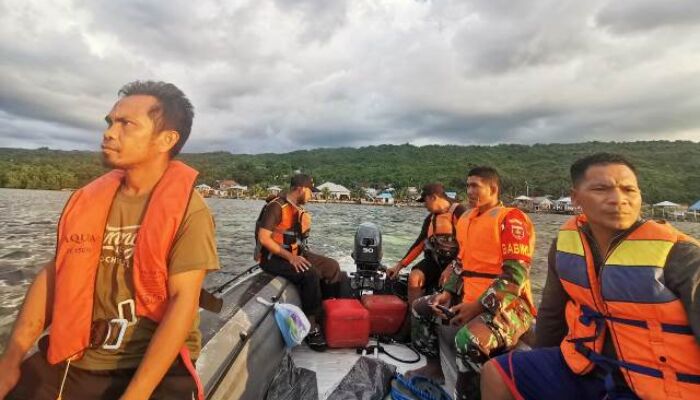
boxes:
[258,227,310,271]
[0,261,54,398]
[259,227,293,261]
[119,269,205,400]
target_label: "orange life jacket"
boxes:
[456,206,535,308]
[425,203,460,260]
[255,197,311,261]
[48,161,198,364]
[556,215,700,399]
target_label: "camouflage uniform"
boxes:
[410,208,535,400]
[411,294,448,360]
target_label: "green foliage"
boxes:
[1,141,698,204]
[321,187,331,200]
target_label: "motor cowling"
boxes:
[350,222,387,295]
[352,222,383,267]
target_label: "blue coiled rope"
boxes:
[390,373,452,400]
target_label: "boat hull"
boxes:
[198,269,301,400]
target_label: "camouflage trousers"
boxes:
[411,293,534,399]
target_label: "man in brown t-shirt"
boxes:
[0,81,219,400]
[73,189,218,371]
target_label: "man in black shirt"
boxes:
[387,183,467,306]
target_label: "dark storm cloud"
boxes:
[595,0,700,34]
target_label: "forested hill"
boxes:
[1,141,698,204]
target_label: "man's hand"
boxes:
[0,356,21,399]
[449,301,484,326]
[428,291,452,318]
[439,267,452,287]
[289,255,312,272]
[386,262,403,280]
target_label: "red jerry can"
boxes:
[360,294,408,335]
[322,299,370,348]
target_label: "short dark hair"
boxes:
[467,166,501,192]
[118,81,194,157]
[570,153,638,187]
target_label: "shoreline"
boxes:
[1,187,698,223]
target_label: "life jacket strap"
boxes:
[571,306,700,399]
[459,270,500,279]
[180,346,204,400]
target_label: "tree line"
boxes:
[1,141,698,204]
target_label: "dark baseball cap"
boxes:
[290,174,319,192]
[417,183,447,202]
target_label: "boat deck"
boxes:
[291,340,429,399]
[200,269,455,399]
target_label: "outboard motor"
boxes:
[349,222,387,295]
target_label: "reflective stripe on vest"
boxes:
[457,206,535,306]
[557,215,700,399]
[48,161,198,364]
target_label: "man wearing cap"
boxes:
[255,174,341,351]
[387,183,467,307]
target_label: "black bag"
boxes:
[264,353,318,400]
[326,356,396,400]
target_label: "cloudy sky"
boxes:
[1,0,700,153]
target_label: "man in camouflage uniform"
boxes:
[408,166,536,400]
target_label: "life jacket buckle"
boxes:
[101,318,129,350]
[118,299,137,326]
[451,259,463,275]
[578,305,603,326]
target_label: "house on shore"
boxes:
[377,192,394,205]
[217,180,239,191]
[689,200,700,221]
[316,182,351,200]
[553,197,574,213]
[195,184,214,197]
[532,196,554,211]
[227,184,248,198]
[690,200,700,212]
[267,185,282,196]
[362,188,378,201]
[407,187,419,200]
[513,195,533,211]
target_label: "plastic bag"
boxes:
[257,297,310,348]
[265,353,318,400]
[326,356,397,400]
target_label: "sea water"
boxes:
[2,188,699,352]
